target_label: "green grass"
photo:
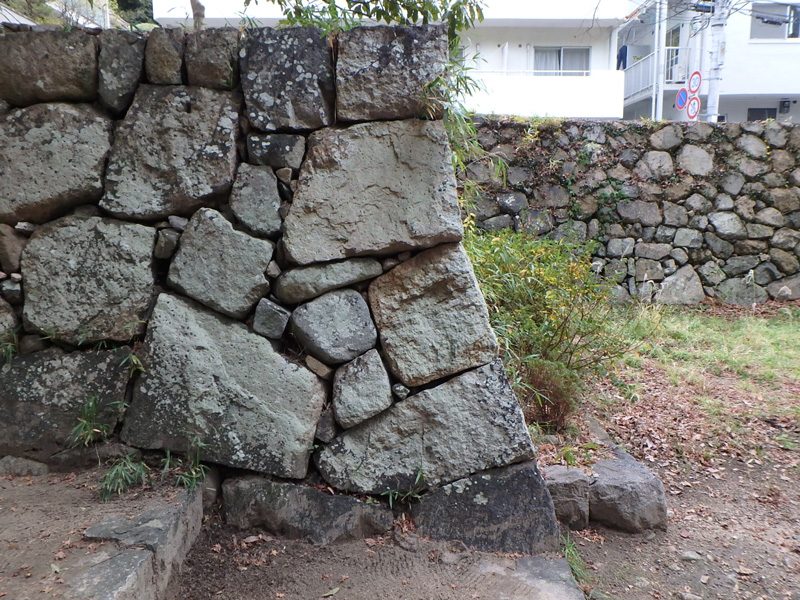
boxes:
[563,533,589,585]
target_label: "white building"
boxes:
[620,0,800,122]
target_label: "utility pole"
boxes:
[705,0,730,122]
[650,0,667,120]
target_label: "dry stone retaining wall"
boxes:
[0,24,559,552]
[470,118,800,305]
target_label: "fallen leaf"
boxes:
[321,587,340,597]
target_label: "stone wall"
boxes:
[0,25,558,551]
[469,118,800,305]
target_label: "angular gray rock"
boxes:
[101,85,239,220]
[240,27,334,131]
[336,25,447,121]
[167,209,273,319]
[22,216,155,344]
[697,261,726,286]
[635,258,664,282]
[767,274,800,300]
[721,172,746,196]
[0,297,17,342]
[0,347,129,461]
[649,125,682,150]
[589,456,667,532]
[642,151,674,179]
[274,258,383,304]
[98,30,146,116]
[663,202,689,227]
[369,243,498,387]
[717,277,769,305]
[0,455,49,476]
[497,191,528,215]
[290,289,377,365]
[0,104,113,224]
[677,144,714,176]
[617,200,662,226]
[315,407,338,444]
[771,227,800,250]
[229,164,283,238]
[247,134,306,170]
[0,31,97,106]
[673,227,703,248]
[282,120,462,265]
[223,476,394,544]
[656,265,706,305]
[737,134,768,159]
[145,28,184,85]
[543,465,591,530]
[413,462,559,553]
[185,28,239,89]
[252,298,291,339]
[0,224,27,273]
[316,360,534,494]
[332,349,393,429]
[154,228,180,260]
[122,294,326,478]
[635,242,671,260]
[607,238,635,258]
[708,211,747,240]
[770,248,799,274]
[723,255,760,277]
[754,207,785,228]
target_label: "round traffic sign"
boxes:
[688,71,702,94]
[675,88,689,110]
[686,95,701,120]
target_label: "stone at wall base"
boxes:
[542,465,590,530]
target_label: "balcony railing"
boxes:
[475,69,592,77]
[624,46,690,100]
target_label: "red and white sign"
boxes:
[686,95,702,121]
[688,71,702,94]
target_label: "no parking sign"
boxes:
[676,71,703,121]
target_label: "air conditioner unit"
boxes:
[779,99,791,114]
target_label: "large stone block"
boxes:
[122,294,326,478]
[282,120,461,265]
[0,348,130,461]
[229,164,282,238]
[98,30,146,116]
[655,265,705,305]
[0,31,97,106]
[369,243,497,387]
[240,27,334,131]
[708,211,747,240]
[332,349,393,429]
[336,25,447,121]
[145,28,184,85]
[0,104,113,224]
[101,85,239,220]
[168,209,273,319]
[543,465,591,530]
[185,28,239,89]
[316,360,534,494]
[22,216,156,345]
[413,462,559,553]
[274,258,382,304]
[223,476,394,544]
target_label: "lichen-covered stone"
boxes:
[229,164,283,238]
[240,27,334,131]
[708,211,747,240]
[316,360,534,494]
[656,265,705,304]
[185,28,239,89]
[282,120,461,265]
[0,104,112,224]
[0,31,97,106]
[274,258,383,304]
[368,243,498,387]
[767,273,800,300]
[336,25,447,121]
[0,348,129,461]
[122,294,326,478]
[677,144,714,176]
[22,216,156,344]
[0,224,27,273]
[101,85,238,220]
[717,277,769,305]
[247,134,306,170]
[167,209,272,319]
[98,30,146,117]
[332,349,393,429]
[252,298,291,339]
[145,28,184,85]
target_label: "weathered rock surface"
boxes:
[185,28,239,89]
[767,274,800,300]
[229,164,283,238]
[0,347,130,461]
[708,211,747,240]
[145,28,184,85]
[336,25,447,121]
[0,297,16,341]
[154,228,180,260]
[282,120,462,265]
[0,455,49,476]
[98,30,146,116]
[717,277,769,305]
[543,465,591,530]
[617,200,662,227]
[656,265,706,305]
[290,290,377,365]
[677,144,714,176]
[589,456,668,532]
[0,104,113,224]
[101,85,239,220]
[316,360,534,494]
[168,209,273,319]
[247,134,306,170]
[122,294,326,478]
[332,349,393,429]
[22,216,155,344]
[274,258,383,304]
[0,224,27,273]
[240,27,334,131]
[413,462,559,553]
[252,298,291,339]
[0,31,97,106]
[224,476,394,544]
[369,243,497,386]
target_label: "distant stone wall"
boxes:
[0,25,559,551]
[469,118,800,305]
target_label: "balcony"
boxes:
[624,47,690,101]
[466,70,625,118]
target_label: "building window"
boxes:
[747,107,778,120]
[751,3,800,39]
[533,47,590,76]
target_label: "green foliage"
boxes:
[381,468,426,509]
[160,434,209,491]
[563,533,589,584]
[99,454,150,501]
[0,330,18,364]
[120,351,145,377]
[67,395,111,448]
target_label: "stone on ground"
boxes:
[22,216,155,344]
[185,28,239,89]
[542,465,591,530]
[413,462,559,554]
[98,30,146,116]
[368,243,498,386]
[717,277,769,305]
[223,476,394,544]
[767,273,800,300]
[316,360,535,494]
[101,85,238,220]
[332,349,393,429]
[274,258,383,304]
[282,120,462,265]
[0,455,49,476]
[168,208,273,319]
[656,265,706,305]
[122,294,326,479]
[0,104,113,224]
